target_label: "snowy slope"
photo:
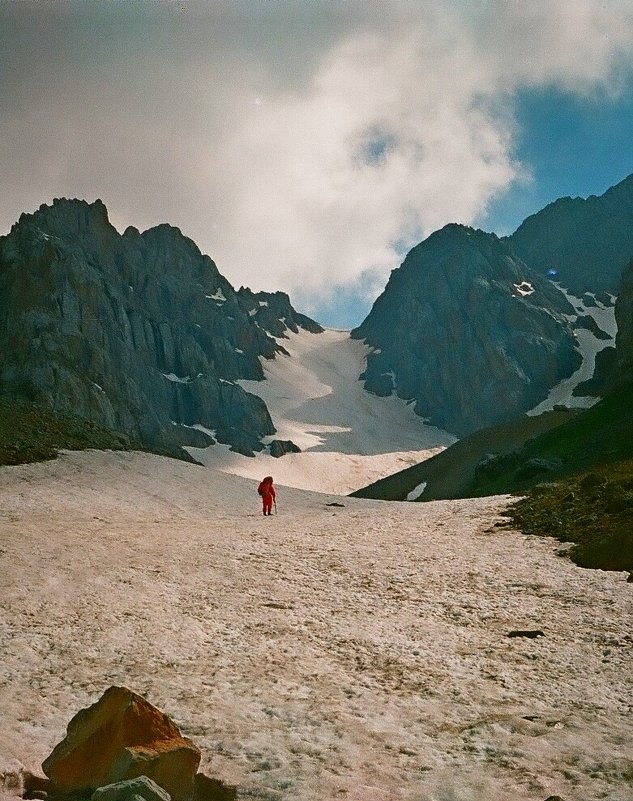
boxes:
[0,451,631,801]
[527,287,617,416]
[187,329,455,494]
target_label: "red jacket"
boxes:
[258,478,276,499]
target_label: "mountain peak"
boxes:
[353,224,579,435]
[11,197,114,244]
[0,199,322,459]
[508,172,633,293]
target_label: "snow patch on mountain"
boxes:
[187,329,455,494]
[527,285,616,416]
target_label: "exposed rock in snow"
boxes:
[513,281,535,296]
[406,480,427,501]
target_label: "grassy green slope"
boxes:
[468,381,633,497]
[0,397,139,466]
[350,408,579,501]
[491,384,633,572]
[353,383,633,572]
[504,460,633,571]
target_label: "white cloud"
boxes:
[2,0,633,310]
[207,29,517,293]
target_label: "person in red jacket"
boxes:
[258,476,276,516]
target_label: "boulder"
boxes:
[0,757,25,796]
[23,770,53,798]
[42,687,200,801]
[514,457,562,481]
[268,439,301,458]
[192,773,237,801]
[92,776,170,801]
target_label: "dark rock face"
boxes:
[574,315,612,340]
[352,225,580,436]
[615,258,633,379]
[577,257,633,394]
[507,172,633,294]
[0,199,321,456]
[236,287,323,339]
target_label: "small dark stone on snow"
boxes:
[508,630,545,638]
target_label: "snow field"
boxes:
[0,451,631,801]
[188,329,455,494]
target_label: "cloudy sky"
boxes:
[2,0,633,327]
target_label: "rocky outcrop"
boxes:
[575,256,633,395]
[0,199,322,457]
[42,686,200,801]
[615,257,633,379]
[193,773,237,801]
[236,287,323,339]
[507,172,633,294]
[352,224,579,436]
[268,439,301,457]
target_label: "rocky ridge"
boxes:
[353,255,633,517]
[0,199,322,457]
[615,257,633,378]
[507,172,633,295]
[352,224,580,436]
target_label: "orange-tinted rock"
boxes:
[42,686,200,801]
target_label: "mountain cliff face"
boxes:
[615,258,633,379]
[0,198,322,456]
[352,225,580,436]
[508,173,633,294]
